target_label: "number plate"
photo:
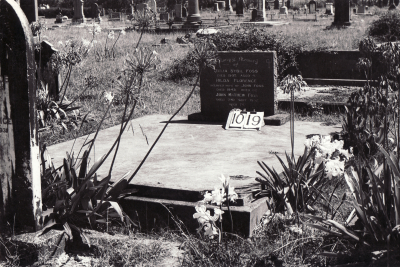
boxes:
[225,109,264,131]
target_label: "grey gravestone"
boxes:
[73,0,86,23]
[218,1,226,9]
[55,14,63,23]
[326,2,334,14]
[251,9,258,20]
[236,0,244,14]
[274,0,280,9]
[175,4,182,21]
[308,0,316,13]
[333,0,351,26]
[160,12,169,21]
[214,3,220,11]
[19,0,38,23]
[148,0,157,12]
[37,41,60,100]
[191,51,277,121]
[182,6,187,16]
[1,0,42,230]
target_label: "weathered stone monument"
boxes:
[236,0,244,15]
[333,0,351,26]
[73,0,86,23]
[189,51,277,121]
[225,0,233,11]
[357,5,367,13]
[160,12,169,21]
[182,6,187,16]
[55,13,63,23]
[214,2,220,11]
[280,5,288,15]
[19,0,38,23]
[308,0,316,13]
[274,0,280,9]
[185,0,201,27]
[1,0,42,231]
[148,0,157,13]
[175,4,183,21]
[255,0,266,21]
[91,3,101,22]
[217,0,226,9]
[326,2,334,14]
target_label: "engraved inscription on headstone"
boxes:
[199,51,276,119]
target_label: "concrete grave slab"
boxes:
[48,114,341,194]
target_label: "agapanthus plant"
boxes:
[304,134,353,179]
[194,174,238,242]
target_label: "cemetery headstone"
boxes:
[137,3,148,12]
[274,0,280,9]
[251,8,258,20]
[236,0,244,14]
[308,0,316,13]
[175,4,183,21]
[19,0,38,23]
[333,0,351,26]
[55,14,63,23]
[148,0,157,12]
[256,0,266,21]
[1,0,42,230]
[325,2,334,14]
[357,5,366,13]
[217,1,226,9]
[38,41,61,101]
[280,5,288,14]
[160,12,169,21]
[182,6,187,16]
[214,3,220,11]
[185,0,201,26]
[225,0,233,11]
[92,3,101,22]
[72,0,86,23]
[191,51,277,121]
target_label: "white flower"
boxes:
[211,187,225,206]
[212,207,224,222]
[325,158,344,179]
[102,91,114,104]
[202,191,213,203]
[120,30,126,35]
[193,204,214,224]
[108,31,115,39]
[82,38,91,48]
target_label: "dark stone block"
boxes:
[200,51,277,121]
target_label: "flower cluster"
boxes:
[304,135,353,179]
[193,174,238,239]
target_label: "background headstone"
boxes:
[72,0,86,23]
[186,0,201,25]
[217,1,226,9]
[251,8,258,20]
[326,2,334,14]
[148,0,157,12]
[19,0,38,23]
[182,6,187,16]
[160,12,169,21]
[214,3,220,11]
[175,4,183,21]
[274,0,280,9]
[236,0,244,14]
[333,0,351,26]
[225,0,233,11]
[357,5,366,13]
[256,0,266,21]
[280,5,288,14]
[308,0,316,13]
[1,0,42,231]
[198,51,277,120]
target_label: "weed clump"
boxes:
[368,11,400,41]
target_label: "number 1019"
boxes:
[225,109,264,131]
